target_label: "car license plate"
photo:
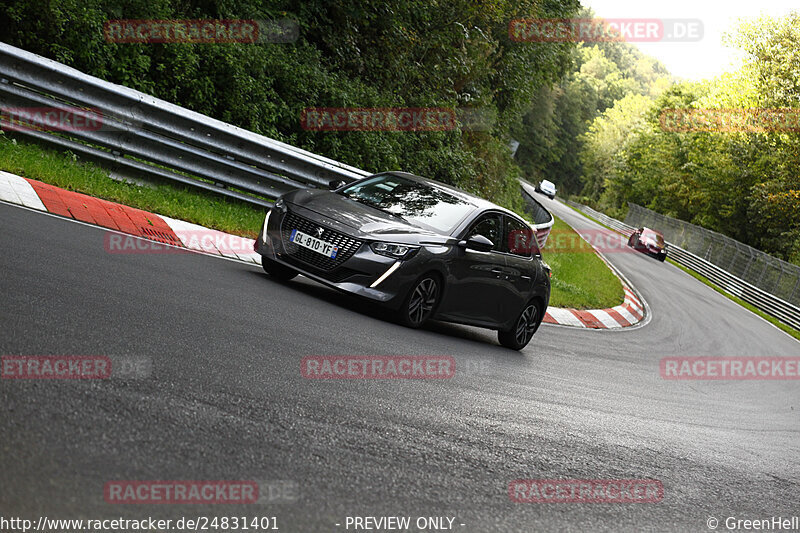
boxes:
[290,229,339,258]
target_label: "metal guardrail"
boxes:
[563,199,632,235]
[519,180,554,248]
[564,199,800,331]
[7,43,789,327]
[0,43,555,246]
[0,42,370,207]
[626,203,800,307]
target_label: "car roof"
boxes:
[376,171,525,222]
[641,227,664,236]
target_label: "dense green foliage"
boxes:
[515,10,800,265]
[0,135,264,236]
[512,8,672,195]
[0,133,623,309]
[0,0,581,211]
[3,2,796,263]
[578,13,800,264]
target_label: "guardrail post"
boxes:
[678,224,687,249]
[566,198,800,330]
[757,260,768,286]
[0,42,372,205]
[773,263,784,294]
[728,244,739,271]
[741,250,754,279]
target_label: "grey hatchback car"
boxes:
[254,171,551,349]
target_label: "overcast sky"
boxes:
[581,0,797,80]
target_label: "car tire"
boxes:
[498,302,540,350]
[398,275,440,328]
[659,254,667,263]
[261,258,298,281]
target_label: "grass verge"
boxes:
[543,214,625,309]
[667,258,800,342]
[2,134,626,309]
[563,199,800,340]
[0,135,265,238]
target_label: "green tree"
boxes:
[513,7,672,196]
[0,0,581,212]
[578,11,800,264]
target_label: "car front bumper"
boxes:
[641,245,667,259]
[254,207,436,310]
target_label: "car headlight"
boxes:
[370,242,418,259]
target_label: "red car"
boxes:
[627,227,667,262]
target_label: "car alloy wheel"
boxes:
[499,303,539,350]
[400,276,440,328]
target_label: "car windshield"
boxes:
[339,174,476,233]
[641,229,664,246]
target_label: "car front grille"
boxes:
[280,211,362,272]
[280,255,361,282]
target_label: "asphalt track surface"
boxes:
[1,197,798,532]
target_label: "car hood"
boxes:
[283,189,447,243]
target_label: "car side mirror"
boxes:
[459,234,494,252]
[329,180,347,190]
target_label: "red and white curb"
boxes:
[0,171,646,328]
[543,286,644,329]
[0,171,261,264]
[541,217,647,328]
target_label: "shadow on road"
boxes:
[246,269,526,354]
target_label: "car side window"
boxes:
[504,216,536,257]
[466,214,502,251]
